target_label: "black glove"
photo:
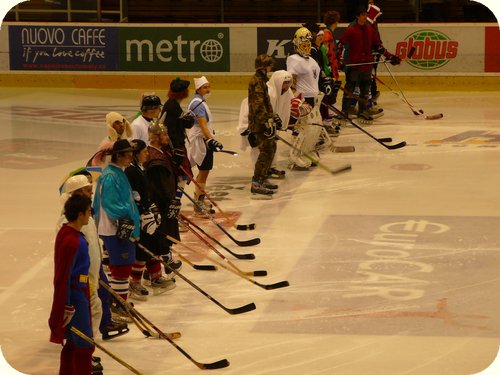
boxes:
[338,57,345,71]
[321,77,333,96]
[263,118,276,139]
[273,114,283,130]
[248,132,258,148]
[167,197,181,219]
[179,112,195,129]
[140,211,157,235]
[149,203,161,224]
[240,128,250,136]
[389,54,401,65]
[171,147,185,168]
[206,138,223,151]
[117,218,134,240]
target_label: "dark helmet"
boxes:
[254,54,275,70]
[141,94,162,111]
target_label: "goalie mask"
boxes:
[293,27,312,57]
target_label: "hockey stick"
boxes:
[169,221,266,277]
[137,242,256,316]
[177,163,256,231]
[217,149,239,156]
[100,281,229,370]
[180,188,261,247]
[70,326,143,374]
[275,134,352,175]
[375,76,423,116]
[179,213,256,260]
[311,123,392,143]
[100,280,180,340]
[172,250,218,271]
[322,103,407,150]
[168,235,289,290]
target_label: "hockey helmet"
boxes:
[64,175,91,194]
[141,94,162,111]
[293,27,312,57]
[254,54,275,70]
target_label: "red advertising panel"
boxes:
[485,26,500,72]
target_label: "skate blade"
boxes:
[250,193,273,200]
[128,293,148,302]
[152,285,176,296]
[331,145,355,153]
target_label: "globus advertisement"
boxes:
[377,25,485,73]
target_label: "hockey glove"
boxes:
[290,97,313,119]
[338,57,345,71]
[263,118,277,139]
[116,218,134,240]
[247,132,258,148]
[389,54,402,65]
[240,128,250,136]
[273,114,283,130]
[149,203,161,225]
[140,211,157,235]
[167,197,181,219]
[206,138,223,152]
[179,112,195,129]
[171,147,185,168]
[63,305,75,327]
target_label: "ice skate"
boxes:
[101,319,130,340]
[110,302,133,324]
[251,177,274,198]
[151,276,176,296]
[268,167,286,179]
[358,111,374,125]
[128,282,149,301]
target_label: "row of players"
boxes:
[48,4,401,373]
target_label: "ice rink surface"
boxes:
[0,85,500,374]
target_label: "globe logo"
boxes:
[404,30,458,70]
[200,39,224,63]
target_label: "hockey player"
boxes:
[248,54,281,196]
[125,139,176,299]
[58,174,129,346]
[338,6,401,122]
[93,139,141,321]
[130,94,162,144]
[144,124,183,277]
[286,27,325,170]
[102,111,132,144]
[161,78,195,229]
[187,76,223,217]
[49,194,95,375]
[238,70,297,179]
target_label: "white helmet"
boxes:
[64,175,91,194]
[293,27,312,57]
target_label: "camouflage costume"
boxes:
[248,69,276,181]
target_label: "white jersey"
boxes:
[131,115,152,144]
[286,54,320,98]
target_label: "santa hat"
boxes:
[194,76,209,90]
[367,4,382,24]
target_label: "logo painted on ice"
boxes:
[395,30,458,70]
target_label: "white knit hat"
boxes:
[194,76,209,90]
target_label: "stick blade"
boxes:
[236,223,256,231]
[193,264,218,271]
[231,252,256,260]
[198,358,230,370]
[236,238,261,247]
[261,280,290,290]
[226,302,256,315]
[252,270,267,277]
[331,164,352,175]
[385,141,407,150]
